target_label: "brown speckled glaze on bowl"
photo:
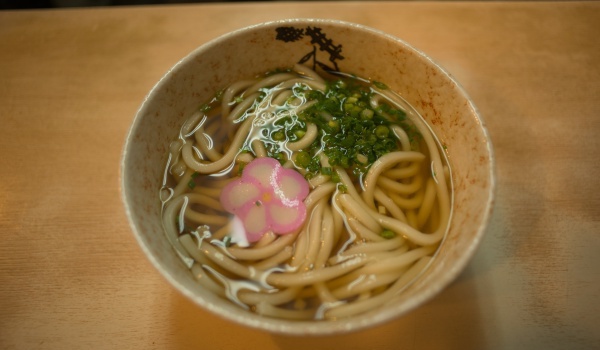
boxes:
[121,19,495,335]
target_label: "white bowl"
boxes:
[121,18,495,335]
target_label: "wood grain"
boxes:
[1,2,599,349]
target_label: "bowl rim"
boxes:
[120,17,496,335]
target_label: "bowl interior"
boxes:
[121,19,494,335]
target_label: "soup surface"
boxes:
[159,65,452,320]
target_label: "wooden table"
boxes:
[1,1,599,349]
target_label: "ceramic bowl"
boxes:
[121,18,495,335]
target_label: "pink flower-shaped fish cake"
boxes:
[220,157,309,243]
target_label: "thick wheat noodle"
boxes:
[194,127,222,162]
[290,226,309,268]
[289,184,335,269]
[252,231,278,248]
[226,92,262,122]
[324,255,406,291]
[237,286,302,306]
[251,139,268,158]
[391,125,411,152]
[366,247,411,262]
[340,235,405,255]
[266,256,368,287]
[235,151,255,165]
[319,152,331,168]
[270,89,293,107]
[276,78,327,92]
[331,270,406,300]
[331,202,345,245]
[417,177,438,230]
[359,245,436,275]
[286,123,318,151]
[374,188,408,223]
[221,79,256,119]
[423,199,440,233]
[325,256,433,318]
[170,159,187,181]
[337,194,381,233]
[204,112,223,135]
[293,63,326,84]
[377,88,451,230]
[211,222,231,240]
[183,192,224,212]
[226,230,299,261]
[190,263,225,295]
[172,168,195,197]
[339,182,445,246]
[184,208,228,226]
[251,246,294,270]
[368,94,387,114]
[254,302,315,320]
[181,115,255,174]
[180,234,210,263]
[405,209,419,229]
[362,151,426,209]
[199,242,265,281]
[383,162,421,179]
[291,184,335,268]
[282,159,295,169]
[376,211,445,246]
[303,181,336,210]
[315,206,336,268]
[388,190,424,210]
[341,156,447,245]
[300,199,326,271]
[334,167,389,223]
[162,196,194,263]
[206,177,235,189]
[376,174,423,195]
[345,216,384,242]
[180,110,204,136]
[191,185,222,199]
[206,114,229,148]
[314,282,338,304]
[243,73,297,95]
[368,93,384,108]
[329,245,409,267]
[308,174,330,188]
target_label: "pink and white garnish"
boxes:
[220,157,310,243]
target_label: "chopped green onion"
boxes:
[375,125,390,139]
[294,129,306,139]
[355,153,368,164]
[272,130,285,141]
[380,230,396,239]
[331,172,341,183]
[237,162,247,175]
[361,109,374,120]
[345,96,358,104]
[295,151,311,168]
[373,81,388,89]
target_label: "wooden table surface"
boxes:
[1,1,599,349]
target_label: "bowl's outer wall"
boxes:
[122,19,494,335]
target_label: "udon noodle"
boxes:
[159,64,452,320]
